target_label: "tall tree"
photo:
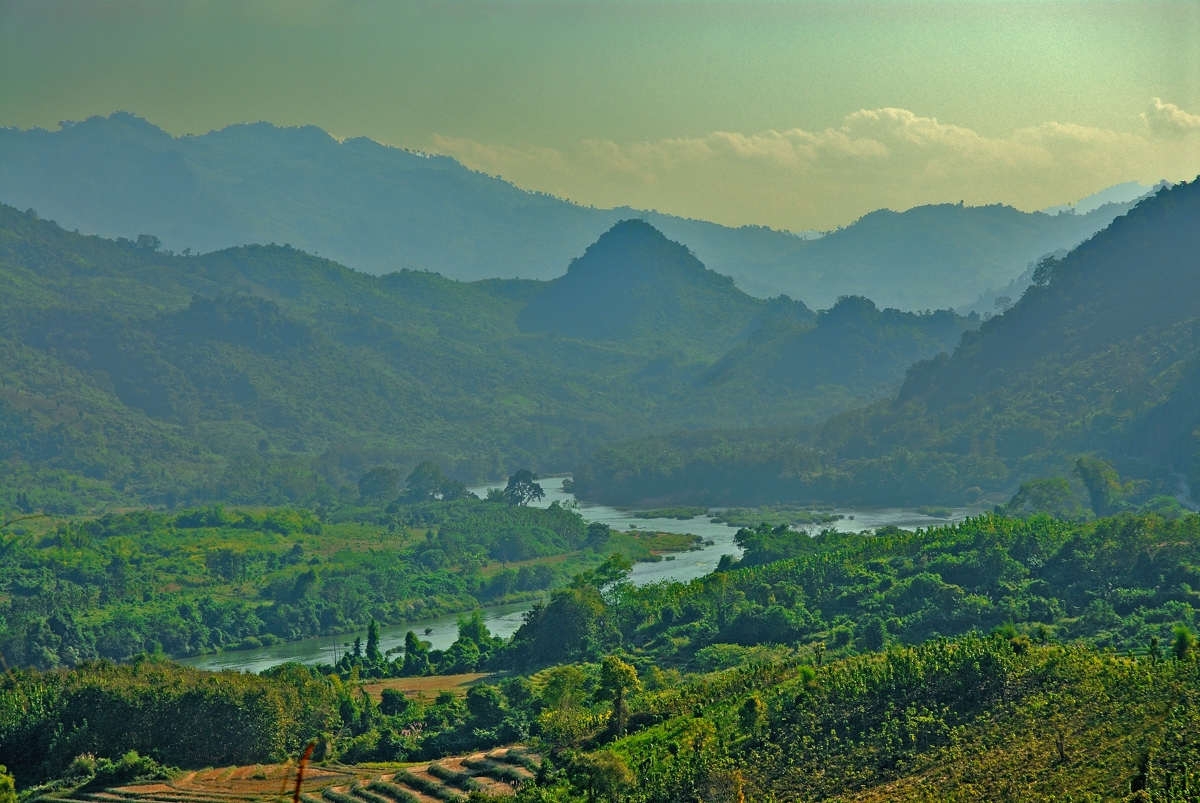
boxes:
[366,619,382,664]
[597,654,640,736]
[503,469,545,506]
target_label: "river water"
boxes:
[179,477,979,674]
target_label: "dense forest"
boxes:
[0,206,972,513]
[572,178,1200,509]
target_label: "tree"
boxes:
[571,751,634,803]
[509,586,617,666]
[585,521,612,550]
[1073,457,1138,517]
[135,234,162,251]
[860,617,887,652]
[465,684,506,730]
[1031,254,1060,286]
[379,688,409,716]
[401,631,432,676]
[738,695,766,735]
[1172,625,1194,661]
[503,469,545,506]
[538,665,590,747]
[358,466,402,500]
[456,611,493,648]
[997,478,1087,521]
[578,553,633,589]
[366,619,382,664]
[402,461,472,502]
[0,765,15,803]
[597,655,640,736]
[442,638,480,673]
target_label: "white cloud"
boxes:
[1142,97,1200,134]
[429,100,1200,230]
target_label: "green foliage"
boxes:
[629,508,706,521]
[403,462,471,503]
[0,659,340,785]
[597,656,640,735]
[731,521,823,567]
[85,750,170,789]
[0,765,14,803]
[359,467,403,500]
[996,477,1089,521]
[0,497,599,669]
[573,513,1200,668]
[504,470,546,507]
[507,585,619,669]
[1172,624,1194,661]
[708,505,841,529]
[1074,457,1143,517]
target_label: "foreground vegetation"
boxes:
[5,630,1198,801]
[3,509,1197,800]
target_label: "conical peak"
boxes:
[571,218,697,275]
[601,218,668,241]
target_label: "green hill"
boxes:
[697,294,968,396]
[571,177,1200,508]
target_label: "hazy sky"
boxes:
[2,0,1198,231]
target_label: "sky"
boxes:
[1,0,1198,231]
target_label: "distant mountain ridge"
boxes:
[0,112,1149,310]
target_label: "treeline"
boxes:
[474,512,1200,674]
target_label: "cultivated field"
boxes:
[57,747,540,803]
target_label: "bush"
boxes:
[87,751,170,788]
[0,765,14,803]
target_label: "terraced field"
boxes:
[58,748,540,803]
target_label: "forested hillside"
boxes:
[0,113,1143,309]
[573,178,1200,508]
[0,205,973,511]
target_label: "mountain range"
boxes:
[0,112,1154,310]
[0,209,970,512]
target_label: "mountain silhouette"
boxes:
[0,113,1147,310]
[517,220,786,352]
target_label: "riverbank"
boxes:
[179,477,981,674]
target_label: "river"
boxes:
[178,477,980,674]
